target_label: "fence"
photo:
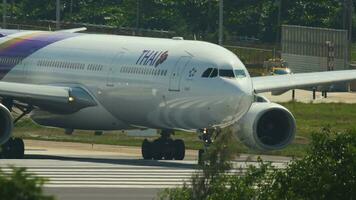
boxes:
[225,45,277,68]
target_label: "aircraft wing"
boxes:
[252,70,356,93]
[0,82,96,113]
[57,27,87,33]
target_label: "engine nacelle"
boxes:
[235,102,296,151]
[0,104,13,145]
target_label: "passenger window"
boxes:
[202,68,212,78]
[219,69,235,78]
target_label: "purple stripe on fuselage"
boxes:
[0,31,78,79]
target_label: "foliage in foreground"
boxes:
[0,167,55,200]
[159,128,356,200]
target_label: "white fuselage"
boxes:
[0,30,254,131]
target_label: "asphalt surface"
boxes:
[261,89,356,103]
[0,142,291,200]
[44,188,160,200]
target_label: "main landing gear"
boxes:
[0,99,32,159]
[0,138,25,159]
[141,130,185,160]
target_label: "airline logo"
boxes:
[136,50,168,67]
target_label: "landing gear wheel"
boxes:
[142,139,152,160]
[13,138,25,159]
[150,139,176,160]
[174,139,185,160]
[198,149,205,165]
[197,128,221,165]
[152,140,163,160]
[140,130,186,161]
[1,138,25,159]
[1,138,15,159]
[163,141,175,160]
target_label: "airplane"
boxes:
[1,28,356,160]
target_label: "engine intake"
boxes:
[0,104,13,145]
[235,102,296,151]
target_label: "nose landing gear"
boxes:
[141,130,185,160]
[198,128,220,164]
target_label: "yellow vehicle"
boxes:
[263,58,291,75]
[270,67,292,75]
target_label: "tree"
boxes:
[0,167,55,200]
[1,0,354,42]
[259,128,356,199]
[159,128,356,200]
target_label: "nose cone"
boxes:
[209,78,254,127]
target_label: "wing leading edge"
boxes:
[252,70,356,93]
[0,82,97,113]
[56,27,87,33]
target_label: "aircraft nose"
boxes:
[208,78,254,126]
[223,78,253,109]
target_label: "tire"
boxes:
[163,139,175,160]
[1,138,15,159]
[1,138,25,159]
[141,139,152,160]
[174,139,185,160]
[198,149,205,165]
[13,138,25,159]
[152,140,163,160]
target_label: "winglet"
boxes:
[57,27,87,33]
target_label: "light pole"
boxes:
[70,0,73,15]
[347,0,353,69]
[218,0,223,45]
[136,0,140,31]
[342,0,353,42]
[348,0,353,43]
[276,0,282,44]
[343,0,347,29]
[56,0,60,30]
[2,0,6,28]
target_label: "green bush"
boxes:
[0,167,55,200]
[259,128,356,199]
[159,128,356,200]
[159,128,240,200]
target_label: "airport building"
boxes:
[281,25,352,91]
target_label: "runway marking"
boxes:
[1,166,195,188]
[0,160,288,189]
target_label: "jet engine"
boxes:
[235,102,296,151]
[0,104,13,145]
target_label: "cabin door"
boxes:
[107,52,125,87]
[169,57,191,91]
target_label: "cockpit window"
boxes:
[234,69,247,78]
[203,68,247,79]
[202,68,212,78]
[210,68,218,77]
[219,69,235,78]
[202,68,218,78]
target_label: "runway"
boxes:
[261,89,356,103]
[1,157,196,189]
[0,140,291,200]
